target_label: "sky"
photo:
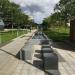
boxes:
[10,0,60,24]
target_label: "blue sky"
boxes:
[10,0,60,24]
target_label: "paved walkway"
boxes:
[0,30,75,75]
[0,30,35,55]
[0,30,42,75]
[52,42,75,75]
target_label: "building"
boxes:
[0,19,4,30]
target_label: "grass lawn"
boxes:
[0,30,27,43]
[44,26,70,42]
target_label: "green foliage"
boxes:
[41,21,48,30]
[43,0,72,41]
[44,26,69,41]
[43,0,75,28]
[0,0,30,28]
[54,0,75,20]
[43,12,67,28]
[0,30,27,43]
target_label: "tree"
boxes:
[41,20,48,30]
[43,0,75,28]
[43,12,65,28]
[54,0,75,21]
[0,0,30,29]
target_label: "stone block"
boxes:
[21,47,32,60]
[43,53,58,70]
[41,39,50,45]
[42,45,51,48]
[42,48,53,53]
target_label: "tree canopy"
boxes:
[42,0,75,28]
[54,0,75,21]
[0,0,31,28]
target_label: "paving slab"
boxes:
[52,42,75,75]
[0,30,45,75]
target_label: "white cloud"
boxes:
[10,0,60,24]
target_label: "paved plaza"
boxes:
[0,30,75,75]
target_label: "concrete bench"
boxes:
[42,48,53,53]
[40,39,52,45]
[43,53,58,70]
[21,46,32,60]
[42,45,51,48]
[33,32,59,75]
[16,44,33,60]
[43,53,59,75]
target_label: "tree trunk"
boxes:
[70,19,75,42]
